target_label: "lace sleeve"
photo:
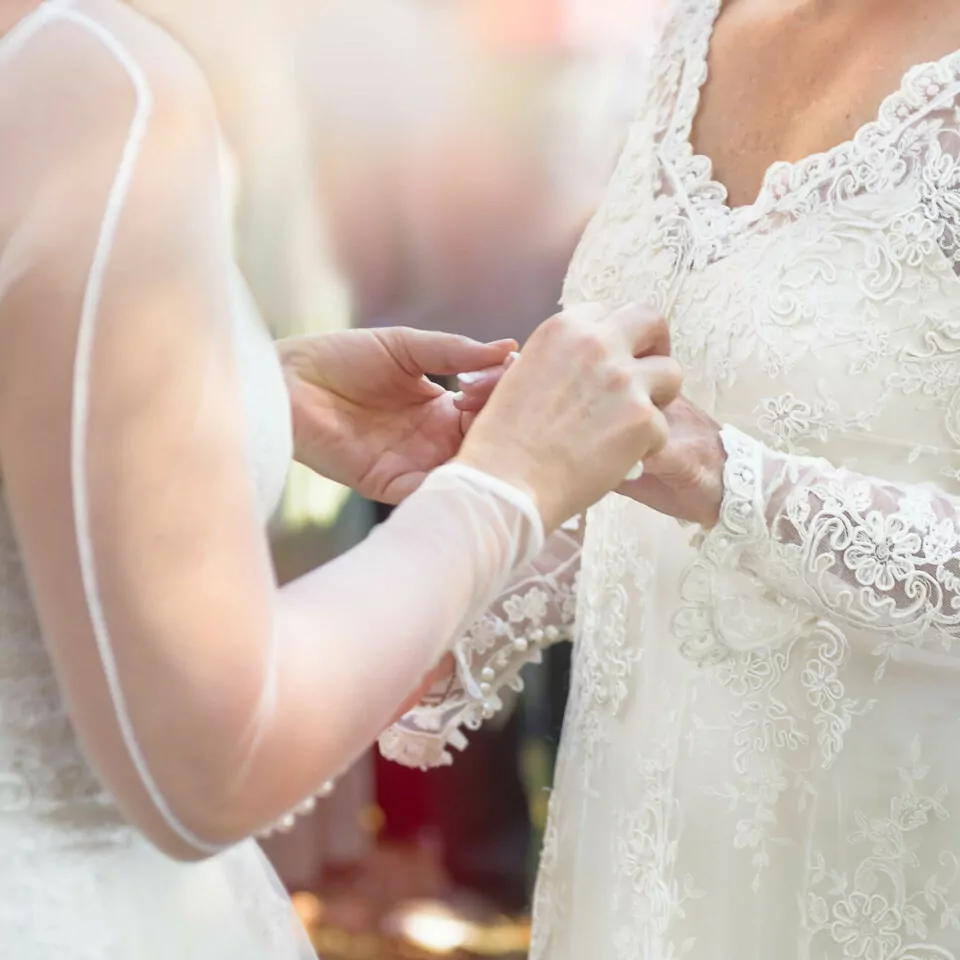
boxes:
[0,5,543,861]
[380,515,582,770]
[676,426,960,665]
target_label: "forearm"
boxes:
[678,426,960,664]
[196,465,544,845]
[380,516,582,770]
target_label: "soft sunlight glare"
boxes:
[393,902,472,954]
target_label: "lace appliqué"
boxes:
[673,427,814,667]
[803,738,960,959]
[380,519,582,770]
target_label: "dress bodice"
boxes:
[566,0,960,488]
[375,3,960,956]
[536,2,960,957]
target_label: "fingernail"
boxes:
[504,351,521,369]
[450,390,465,404]
[458,371,484,386]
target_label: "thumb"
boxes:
[378,327,517,377]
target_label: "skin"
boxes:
[623,0,960,528]
[278,328,517,505]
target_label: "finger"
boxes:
[378,327,518,377]
[454,391,490,413]
[454,381,495,413]
[633,356,683,408]
[642,404,670,459]
[457,363,507,395]
[600,303,670,358]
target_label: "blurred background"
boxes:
[142,0,665,955]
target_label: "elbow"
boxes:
[126,798,254,864]
[112,772,269,863]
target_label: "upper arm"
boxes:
[0,11,277,856]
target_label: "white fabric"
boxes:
[0,0,543,954]
[384,2,960,957]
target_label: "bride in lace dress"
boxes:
[383,1,960,957]
[0,0,682,955]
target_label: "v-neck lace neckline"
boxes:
[663,0,960,233]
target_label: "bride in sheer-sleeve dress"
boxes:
[383,2,960,957]
[0,0,684,956]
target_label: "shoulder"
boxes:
[0,1,223,226]
[6,0,219,151]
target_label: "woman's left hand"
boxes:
[279,328,517,504]
[617,395,727,527]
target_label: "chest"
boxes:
[562,1,960,488]
[692,1,960,209]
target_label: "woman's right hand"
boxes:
[456,303,681,533]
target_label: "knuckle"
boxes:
[627,394,654,426]
[602,363,632,392]
[576,328,609,363]
[534,312,567,344]
[659,358,684,397]
[650,312,670,338]
[644,312,671,351]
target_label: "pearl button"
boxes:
[317,780,335,798]
[513,637,529,653]
[544,626,560,642]
[481,666,496,682]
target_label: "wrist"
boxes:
[698,438,728,529]
[428,461,546,567]
[450,448,560,534]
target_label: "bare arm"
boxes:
[0,7,541,860]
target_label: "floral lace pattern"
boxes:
[391,2,960,957]
[380,518,582,769]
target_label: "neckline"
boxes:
[669,0,960,224]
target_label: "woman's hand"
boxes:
[279,328,516,504]
[616,395,727,527]
[457,304,684,533]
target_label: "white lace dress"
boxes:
[383,3,960,957]
[0,2,313,956]
[0,281,314,948]
[0,333,311,960]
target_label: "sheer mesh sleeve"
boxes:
[380,515,581,770]
[675,426,960,667]
[0,3,543,860]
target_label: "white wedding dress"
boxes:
[0,2,318,956]
[0,4,550,955]
[0,320,313,952]
[383,2,960,957]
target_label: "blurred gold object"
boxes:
[358,803,386,837]
[291,891,325,929]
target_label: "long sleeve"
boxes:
[0,4,543,861]
[675,425,960,667]
[380,515,582,770]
